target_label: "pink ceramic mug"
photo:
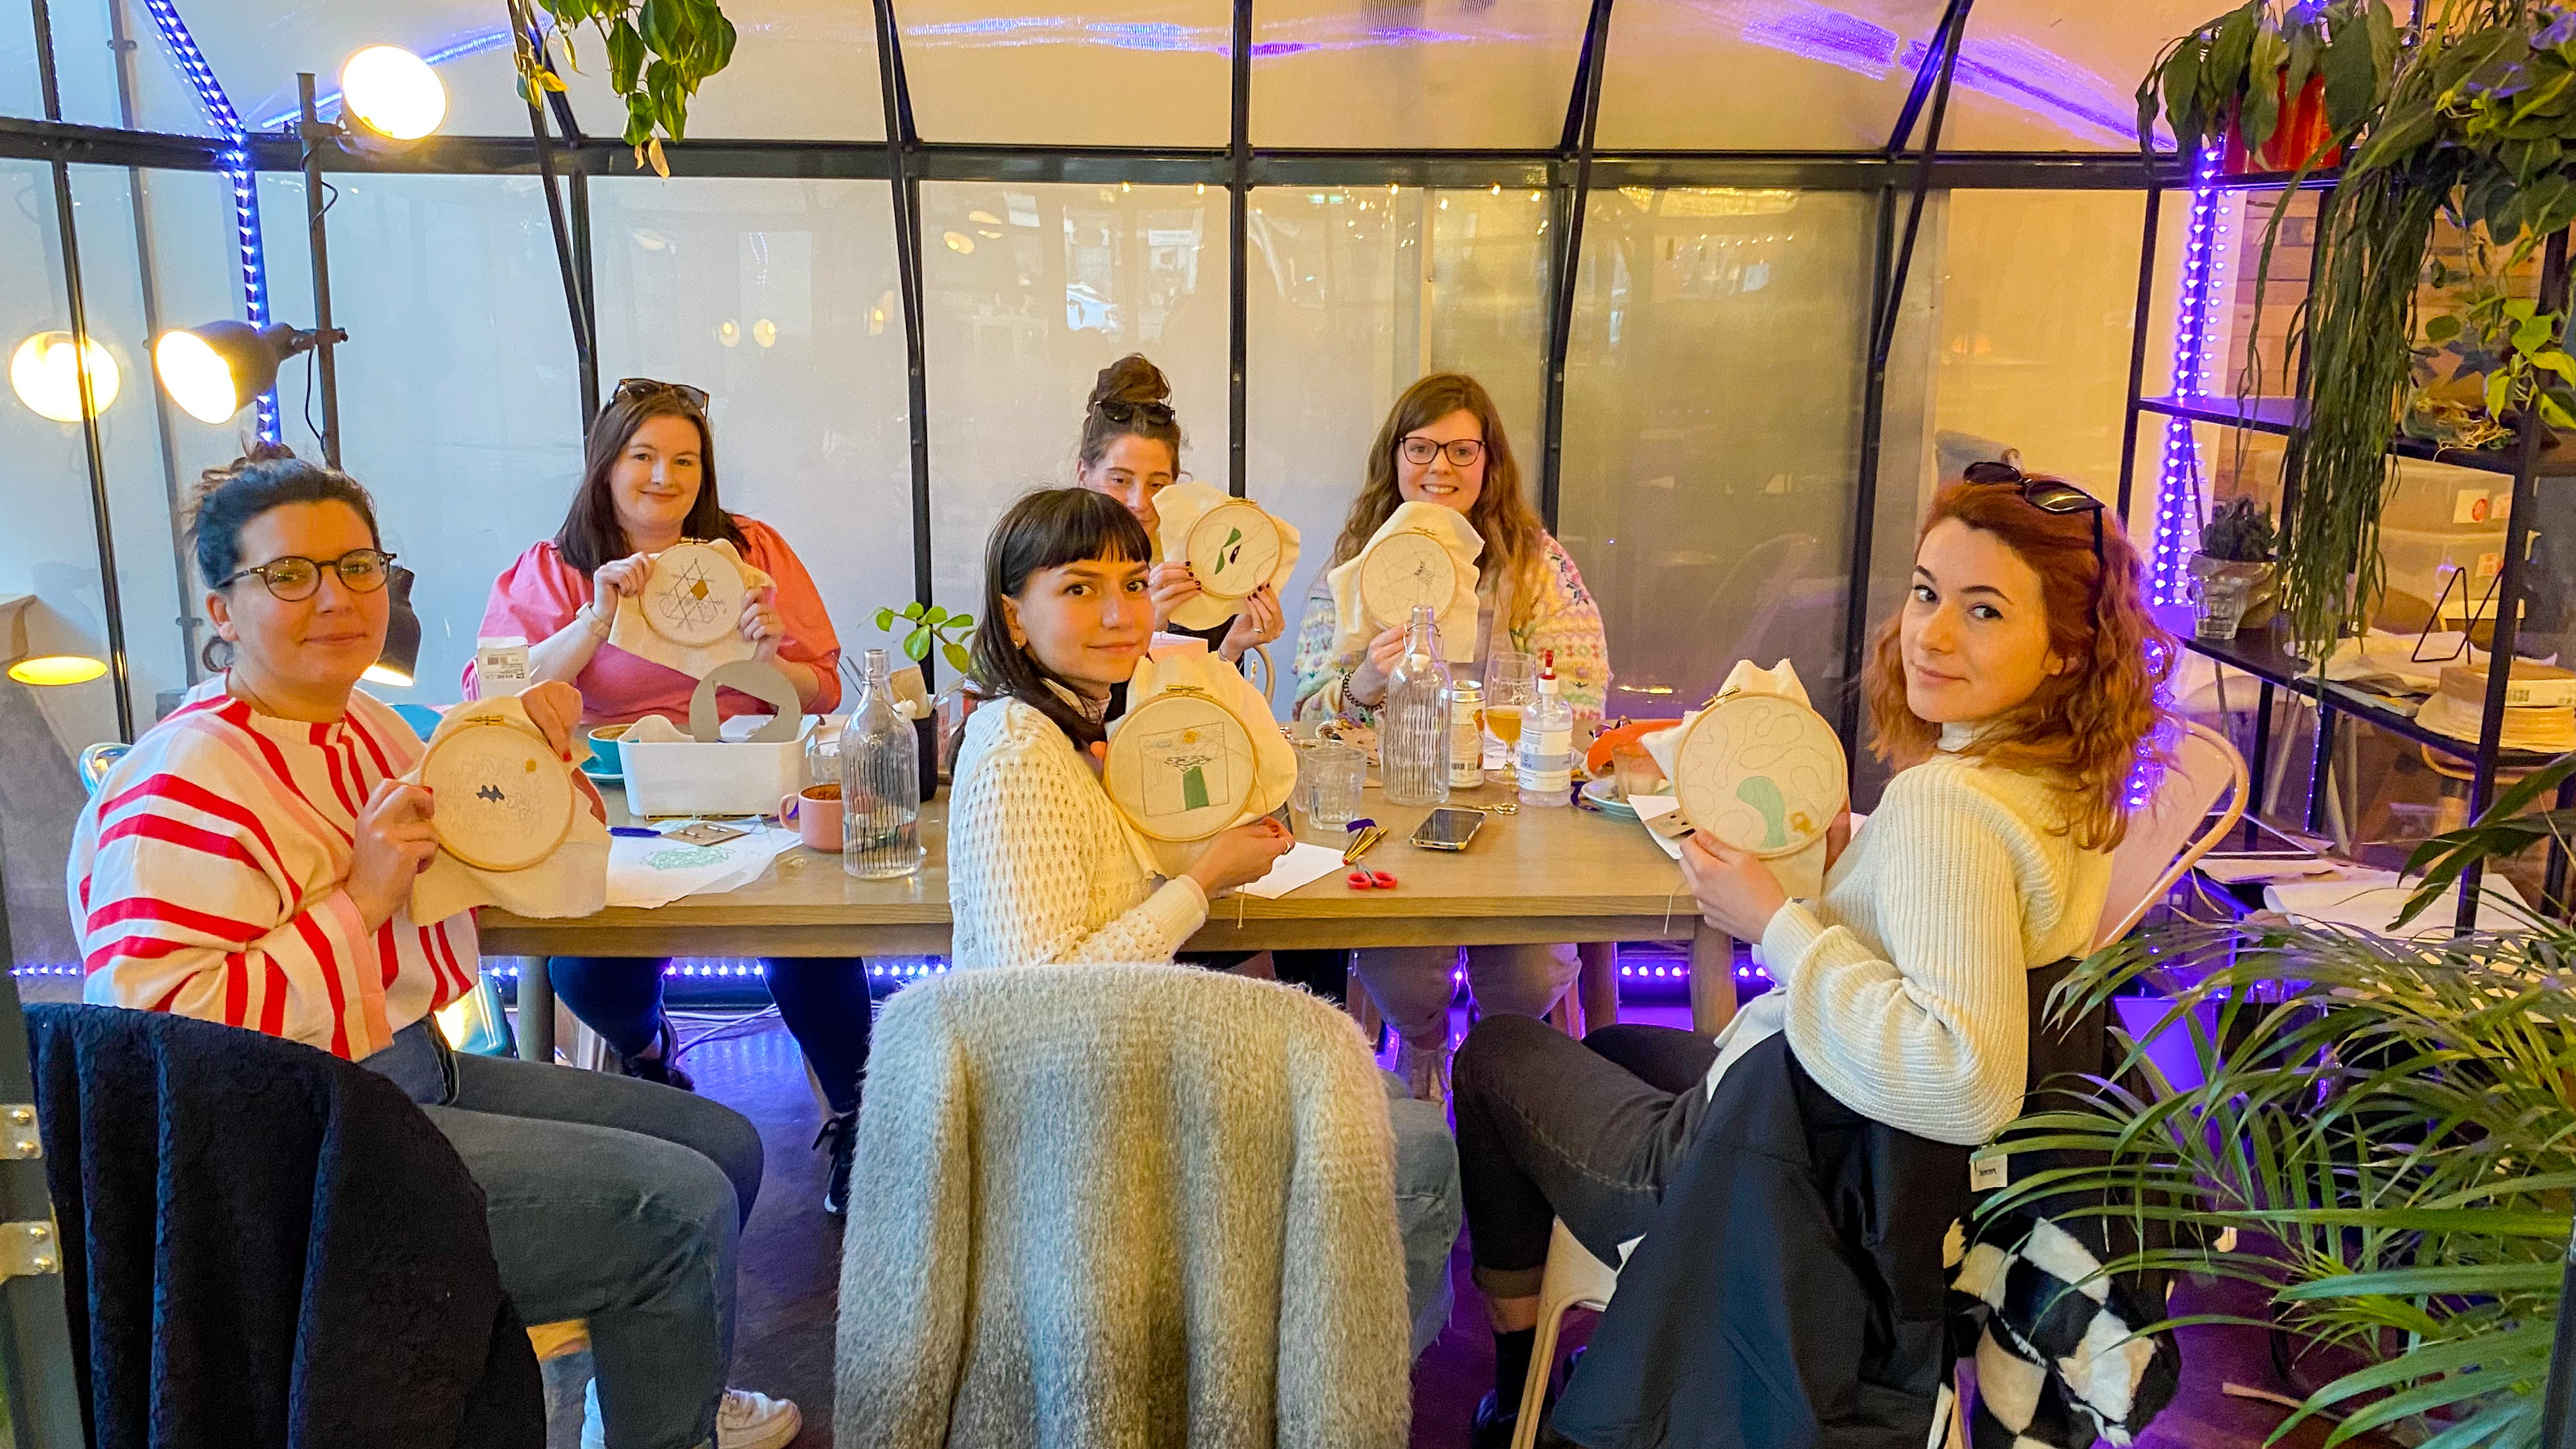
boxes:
[780,783,844,851]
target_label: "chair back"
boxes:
[836,962,1412,1449]
[77,742,127,797]
[2093,720,2247,950]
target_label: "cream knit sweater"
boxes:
[946,696,1210,972]
[1718,726,2112,1147]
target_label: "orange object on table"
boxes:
[1585,719,1680,778]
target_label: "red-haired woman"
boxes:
[1445,462,2171,1445]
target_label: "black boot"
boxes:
[815,1109,857,1217]
[615,1015,695,1093]
[1470,1392,1519,1449]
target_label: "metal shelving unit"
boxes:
[2116,166,2576,928]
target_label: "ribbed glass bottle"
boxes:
[840,648,924,879]
[1380,605,1452,808]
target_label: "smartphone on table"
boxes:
[1409,807,1487,852]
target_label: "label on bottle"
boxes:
[1518,718,1573,795]
[475,638,531,698]
[1449,698,1484,787]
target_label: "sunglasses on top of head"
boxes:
[613,377,710,412]
[1961,457,2106,595]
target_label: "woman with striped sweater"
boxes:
[70,447,799,1449]
[1290,372,1611,1098]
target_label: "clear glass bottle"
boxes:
[1381,604,1452,807]
[1517,652,1573,807]
[841,648,924,879]
[1445,678,1485,790]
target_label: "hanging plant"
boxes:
[2275,1,2576,657]
[2137,1,2395,176]
[515,0,738,177]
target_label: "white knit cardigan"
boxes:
[836,962,1414,1449]
[945,696,1209,972]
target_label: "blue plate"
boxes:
[1581,777,1640,821]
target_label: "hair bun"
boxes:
[1087,354,1170,413]
[187,440,302,513]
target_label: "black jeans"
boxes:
[548,957,874,1114]
[1452,1014,1717,1298]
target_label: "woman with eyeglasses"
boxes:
[1073,354,1284,665]
[72,445,803,1449]
[468,379,874,1222]
[1291,373,1610,1100]
[1441,467,2168,1448]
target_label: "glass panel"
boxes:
[918,180,1227,619]
[65,166,251,733]
[1940,0,2177,151]
[559,0,884,143]
[257,171,584,703]
[190,0,590,140]
[1596,0,1947,151]
[42,0,226,133]
[1,158,120,972]
[1252,0,1588,149]
[1246,184,1550,705]
[901,1,1226,146]
[0,0,37,117]
[588,177,912,659]
[1556,188,1876,724]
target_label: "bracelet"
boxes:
[581,606,611,640]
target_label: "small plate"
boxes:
[1581,777,1639,821]
[578,754,623,785]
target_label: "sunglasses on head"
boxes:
[1961,458,2106,598]
[613,377,710,412]
[1095,398,1174,427]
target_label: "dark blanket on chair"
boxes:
[28,1004,541,1449]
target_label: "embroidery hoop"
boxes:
[1668,691,1847,860]
[1356,528,1458,632]
[1183,500,1284,604]
[417,718,576,872]
[640,540,748,648]
[1103,685,1261,843]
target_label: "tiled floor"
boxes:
[670,998,2396,1449]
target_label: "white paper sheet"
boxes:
[606,824,798,909]
[1237,842,1352,900]
[2264,872,2529,938]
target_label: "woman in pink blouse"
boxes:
[469,379,871,1216]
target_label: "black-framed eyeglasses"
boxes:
[1962,458,2106,590]
[1095,398,1174,427]
[613,377,710,412]
[1400,435,1486,469]
[217,548,398,601]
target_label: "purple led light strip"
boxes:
[2155,147,2228,607]
[135,0,278,440]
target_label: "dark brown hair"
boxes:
[185,442,383,672]
[968,488,1153,749]
[1864,473,2174,850]
[1327,373,1549,629]
[552,387,747,573]
[1078,354,1182,474]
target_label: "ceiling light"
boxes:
[943,231,974,253]
[751,319,777,348]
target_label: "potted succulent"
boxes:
[2137,1,2391,179]
[2189,494,2280,631]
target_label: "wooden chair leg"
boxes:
[1688,922,1738,1035]
[1577,941,1619,1030]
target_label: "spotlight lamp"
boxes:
[0,594,108,688]
[338,45,446,143]
[11,331,120,422]
[154,320,341,425]
[362,565,421,689]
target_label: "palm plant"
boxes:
[2009,757,2576,1446]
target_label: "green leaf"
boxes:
[873,606,897,631]
[2166,42,2206,153]
[943,641,972,674]
[902,629,931,662]
[2543,392,2576,429]
[2515,313,2554,354]
[639,0,684,59]
[2425,313,2463,344]
[607,18,644,97]
[2208,7,2259,118]
[946,612,972,630]
[922,605,948,627]
[901,601,925,621]
[2535,348,2576,385]
[2275,1261,2567,1300]
[2320,19,2379,133]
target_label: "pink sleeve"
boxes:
[461,544,589,700]
[741,519,844,713]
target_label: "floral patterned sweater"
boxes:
[1291,531,1608,732]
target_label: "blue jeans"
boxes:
[549,956,873,1114]
[400,1040,763,1449]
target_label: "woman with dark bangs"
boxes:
[1443,463,2174,1446]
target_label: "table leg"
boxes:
[515,957,556,1063]
[1577,941,1619,1031]
[1688,923,1737,1036]
[1344,957,1384,1051]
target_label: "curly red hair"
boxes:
[1864,474,2174,851]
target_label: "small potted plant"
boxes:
[874,602,984,786]
[2135,1,2389,178]
[2189,495,2279,632]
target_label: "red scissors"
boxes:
[1346,870,1398,890]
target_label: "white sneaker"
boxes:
[715,1389,803,1449]
[584,1381,802,1449]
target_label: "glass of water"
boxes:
[1304,740,1367,829]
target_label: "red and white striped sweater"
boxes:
[69,677,477,1061]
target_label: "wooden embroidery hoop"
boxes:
[1183,500,1283,604]
[1357,528,1458,632]
[1103,685,1260,843]
[1669,690,1847,860]
[417,717,576,872]
[640,540,748,648]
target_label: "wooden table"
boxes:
[479,781,1740,1058]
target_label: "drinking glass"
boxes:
[1305,740,1367,828]
[1482,650,1535,771]
[2192,573,2252,642]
